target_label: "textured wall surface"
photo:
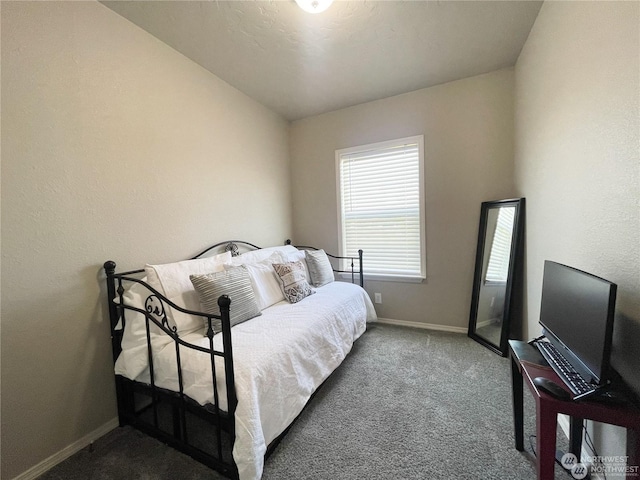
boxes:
[290,69,516,330]
[101,0,541,120]
[515,0,640,465]
[5,1,638,478]
[1,3,291,478]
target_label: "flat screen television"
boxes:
[539,261,617,387]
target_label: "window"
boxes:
[336,135,425,281]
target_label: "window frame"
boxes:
[335,135,426,283]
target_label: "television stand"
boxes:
[509,340,640,480]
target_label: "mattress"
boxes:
[115,281,377,480]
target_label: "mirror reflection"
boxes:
[468,198,524,356]
[475,206,515,346]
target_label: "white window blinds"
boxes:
[337,136,425,279]
[485,206,515,284]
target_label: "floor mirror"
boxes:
[468,198,525,356]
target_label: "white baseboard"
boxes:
[476,317,501,328]
[375,317,467,334]
[13,417,120,480]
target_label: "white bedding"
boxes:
[115,281,376,480]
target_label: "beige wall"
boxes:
[6,0,637,477]
[1,2,291,478]
[290,69,515,329]
[515,0,639,465]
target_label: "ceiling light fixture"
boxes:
[295,0,334,14]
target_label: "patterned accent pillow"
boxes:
[305,249,335,287]
[272,261,315,303]
[190,266,261,334]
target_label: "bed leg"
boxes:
[104,260,128,427]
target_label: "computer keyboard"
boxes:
[535,340,596,399]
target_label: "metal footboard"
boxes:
[104,261,239,479]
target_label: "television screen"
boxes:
[539,261,617,385]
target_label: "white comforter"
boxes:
[116,281,376,480]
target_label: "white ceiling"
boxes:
[102,0,543,121]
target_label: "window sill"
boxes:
[484,280,507,287]
[338,272,425,284]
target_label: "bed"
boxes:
[104,240,376,480]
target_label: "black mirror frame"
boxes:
[468,198,525,356]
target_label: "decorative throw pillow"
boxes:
[305,249,335,287]
[190,266,261,334]
[272,261,315,303]
[286,249,311,283]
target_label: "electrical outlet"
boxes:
[374,293,382,304]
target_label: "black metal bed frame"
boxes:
[103,240,363,479]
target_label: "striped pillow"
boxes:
[305,249,335,287]
[190,266,261,334]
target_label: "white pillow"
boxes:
[115,345,149,381]
[145,251,232,334]
[114,277,168,378]
[118,278,153,350]
[226,245,299,267]
[243,252,286,310]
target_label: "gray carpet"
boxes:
[40,324,570,480]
